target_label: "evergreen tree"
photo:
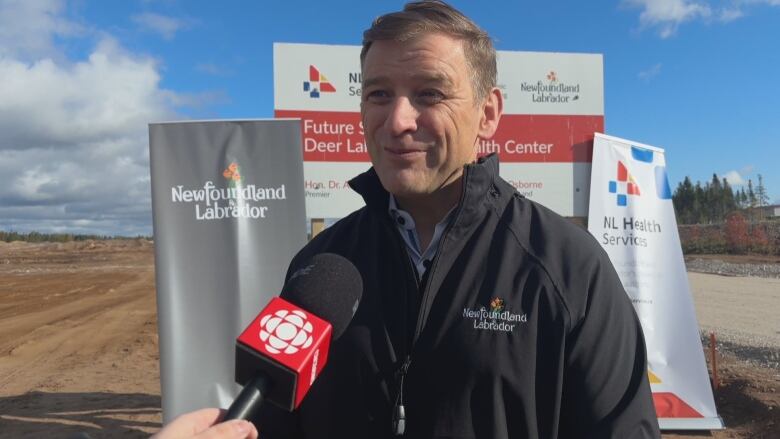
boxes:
[722,178,736,215]
[672,174,752,224]
[707,174,722,222]
[738,188,748,209]
[756,174,769,207]
[673,177,696,224]
[747,179,757,208]
[694,182,705,223]
[672,181,684,222]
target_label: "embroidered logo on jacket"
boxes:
[490,297,504,313]
[463,297,527,332]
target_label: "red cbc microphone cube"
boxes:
[235,297,332,411]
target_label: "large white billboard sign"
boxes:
[275,43,604,218]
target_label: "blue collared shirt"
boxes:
[388,195,456,278]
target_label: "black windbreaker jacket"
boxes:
[257,154,660,439]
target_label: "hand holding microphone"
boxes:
[150,408,258,439]
[224,253,362,420]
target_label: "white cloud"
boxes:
[0,2,205,236]
[718,7,744,21]
[0,38,173,150]
[624,0,711,38]
[721,170,746,186]
[0,0,84,60]
[719,0,780,21]
[132,12,191,40]
[623,0,780,37]
[742,0,780,5]
[638,63,663,81]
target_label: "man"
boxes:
[259,1,660,438]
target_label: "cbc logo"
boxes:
[259,309,314,354]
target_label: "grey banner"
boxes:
[149,119,307,422]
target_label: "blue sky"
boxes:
[0,0,778,235]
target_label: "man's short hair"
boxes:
[360,0,497,100]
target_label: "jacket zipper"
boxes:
[411,164,471,346]
[391,165,473,435]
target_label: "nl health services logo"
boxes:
[303,65,336,98]
[608,146,673,207]
[609,161,641,207]
[260,309,314,355]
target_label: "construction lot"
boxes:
[0,240,777,438]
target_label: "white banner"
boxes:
[587,133,723,430]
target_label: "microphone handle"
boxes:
[224,374,271,421]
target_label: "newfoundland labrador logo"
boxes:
[222,162,242,187]
[171,161,287,220]
[521,70,581,104]
[463,297,527,332]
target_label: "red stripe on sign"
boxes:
[275,110,603,163]
[489,114,603,163]
[276,110,368,162]
[309,65,319,82]
[652,392,704,418]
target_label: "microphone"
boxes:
[224,253,362,420]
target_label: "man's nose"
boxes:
[385,97,418,135]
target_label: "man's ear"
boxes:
[477,87,503,140]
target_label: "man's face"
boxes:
[360,33,496,200]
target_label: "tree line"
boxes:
[672,173,771,224]
[0,231,149,243]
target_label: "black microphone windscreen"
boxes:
[280,253,362,340]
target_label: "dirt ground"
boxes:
[0,241,777,438]
[0,240,160,438]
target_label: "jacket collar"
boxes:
[348,153,501,218]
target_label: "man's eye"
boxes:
[365,90,391,103]
[417,90,444,104]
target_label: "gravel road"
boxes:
[687,257,780,279]
[686,258,780,370]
